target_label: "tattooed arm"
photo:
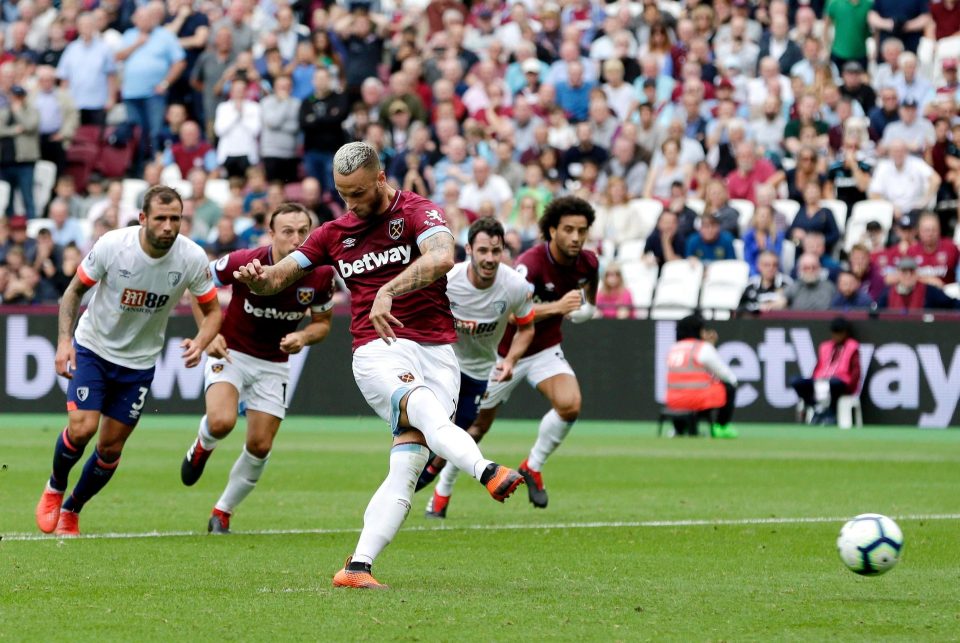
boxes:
[233,255,306,295]
[369,231,455,343]
[55,274,93,378]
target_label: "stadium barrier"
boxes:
[2,312,958,428]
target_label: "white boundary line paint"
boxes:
[4,513,960,542]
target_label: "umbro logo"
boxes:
[343,237,356,248]
[119,269,134,279]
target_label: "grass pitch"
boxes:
[2,414,959,641]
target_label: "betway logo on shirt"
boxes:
[243,298,306,320]
[338,245,412,278]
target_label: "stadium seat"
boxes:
[617,238,647,262]
[820,199,849,235]
[0,179,9,213]
[12,160,57,217]
[773,199,800,226]
[160,164,183,185]
[845,200,895,254]
[96,125,140,178]
[167,179,193,199]
[731,199,755,235]
[651,259,703,319]
[205,178,231,207]
[121,178,148,211]
[620,260,658,317]
[934,36,960,86]
[780,239,796,274]
[632,198,664,240]
[699,259,750,320]
[686,198,705,215]
[733,238,744,261]
[27,217,54,238]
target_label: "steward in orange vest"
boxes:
[665,314,739,438]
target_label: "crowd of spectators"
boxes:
[1,0,960,314]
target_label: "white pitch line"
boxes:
[4,513,960,542]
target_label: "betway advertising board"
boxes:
[2,314,958,427]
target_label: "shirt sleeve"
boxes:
[411,201,452,247]
[310,267,337,313]
[77,236,108,285]
[189,251,217,302]
[696,342,738,386]
[289,226,330,270]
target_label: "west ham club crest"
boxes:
[297,287,315,305]
[388,218,404,240]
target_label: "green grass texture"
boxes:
[2,414,959,641]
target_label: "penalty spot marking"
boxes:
[4,513,960,542]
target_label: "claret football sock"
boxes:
[352,443,428,565]
[62,449,120,513]
[50,428,85,492]
[528,409,575,470]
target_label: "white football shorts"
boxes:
[480,344,575,409]
[352,338,460,435]
[204,350,290,419]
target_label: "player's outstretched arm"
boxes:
[234,255,305,296]
[280,309,334,354]
[370,231,455,343]
[55,274,93,379]
[181,296,223,368]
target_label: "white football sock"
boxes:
[434,462,460,497]
[527,409,575,471]
[197,415,219,450]
[352,443,429,566]
[214,447,268,514]
[404,387,492,480]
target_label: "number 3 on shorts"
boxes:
[132,386,148,411]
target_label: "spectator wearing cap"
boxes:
[824,0,872,71]
[784,252,837,311]
[831,269,874,310]
[908,212,960,286]
[686,213,737,265]
[55,14,117,127]
[299,67,348,197]
[881,97,935,154]
[869,139,940,216]
[116,5,187,170]
[0,84,39,220]
[868,0,932,56]
[505,44,546,97]
[838,61,876,111]
[0,214,37,265]
[876,256,959,310]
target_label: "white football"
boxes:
[837,513,904,575]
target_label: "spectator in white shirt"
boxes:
[880,98,935,154]
[868,139,940,216]
[214,78,261,178]
[458,157,514,221]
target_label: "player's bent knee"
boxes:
[246,438,272,459]
[207,412,237,437]
[555,399,581,422]
[68,416,99,443]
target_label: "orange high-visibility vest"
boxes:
[665,339,727,411]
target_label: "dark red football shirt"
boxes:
[498,242,599,358]
[292,189,457,350]
[214,245,336,362]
